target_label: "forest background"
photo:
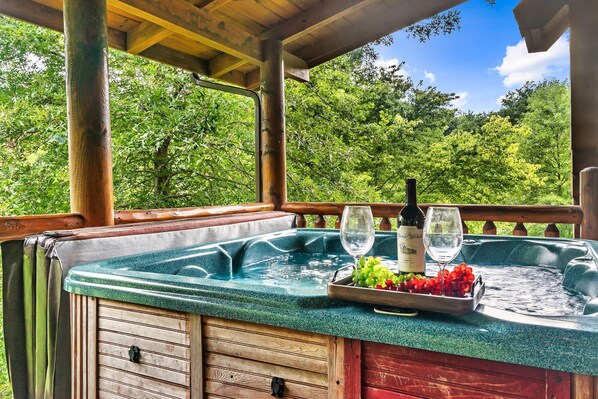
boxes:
[0,10,571,397]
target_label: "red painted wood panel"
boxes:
[358,342,571,399]
[363,386,422,399]
[362,352,545,398]
[363,342,546,380]
[344,339,362,399]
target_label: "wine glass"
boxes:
[422,207,463,295]
[340,206,375,276]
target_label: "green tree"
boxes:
[518,79,571,203]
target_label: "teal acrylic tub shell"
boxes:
[64,229,598,375]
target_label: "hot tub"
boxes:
[65,228,598,317]
[64,228,598,376]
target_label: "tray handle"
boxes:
[470,275,483,298]
[331,264,355,283]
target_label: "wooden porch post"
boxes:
[569,0,598,208]
[580,167,598,240]
[260,39,287,209]
[63,0,114,226]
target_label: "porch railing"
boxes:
[281,202,584,238]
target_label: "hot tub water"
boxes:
[210,254,588,316]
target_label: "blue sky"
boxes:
[374,0,570,113]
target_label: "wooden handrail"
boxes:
[0,213,86,241]
[114,202,276,224]
[281,202,583,224]
[0,202,276,241]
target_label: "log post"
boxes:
[260,39,287,209]
[63,0,114,226]
[580,167,598,240]
[570,0,598,207]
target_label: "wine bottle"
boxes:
[397,178,425,275]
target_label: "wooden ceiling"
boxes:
[0,0,466,89]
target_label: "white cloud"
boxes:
[494,36,569,87]
[424,69,436,83]
[451,91,469,109]
[375,58,409,77]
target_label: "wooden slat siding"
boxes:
[203,316,331,397]
[204,338,328,374]
[99,342,190,372]
[70,294,98,399]
[97,300,191,395]
[202,324,328,359]
[361,342,570,399]
[362,386,422,399]
[99,366,189,397]
[98,377,187,399]
[327,336,345,399]
[204,367,328,398]
[190,314,203,399]
[0,212,85,241]
[204,353,328,386]
[344,339,362,399]
[203,316,328,345]
[571,374,598,399]
[281,202,583,224]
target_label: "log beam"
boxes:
[107,0,262,64]
[569,0,598,207]
[63,0,115,227]
[580,167,598,240]
[260,40,286,209]
[126,20,173,54]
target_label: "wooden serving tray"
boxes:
[327,276,485,314]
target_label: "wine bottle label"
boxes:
[397,226,425,273]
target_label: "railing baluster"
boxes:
[296,214,306,228]
[544,223,560,237]
[513,222,527,236]
[335,215,341,229]
[483,221,497,235]
[315,214,326,228]
[380,217,391,231]
[462,220,469,234]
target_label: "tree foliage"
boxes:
[0,16,572,221]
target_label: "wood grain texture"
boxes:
[343,339,361,399]
[571,373,597,399]
[190,314,203,399]
[0,213,85,241]
[70,294,98,399]
[63,0,115,227]
[360,342,571,399]
[114,202,275,223]
[282,202,583,224]
[260,39,287,209]
[203,316,331,398]
[96,300,192,395]
[580,167,598,240]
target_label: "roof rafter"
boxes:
[261,0,375,44]
[107,0,263,63]
[514,0,568,53]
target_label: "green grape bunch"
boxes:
[351,256,399,288]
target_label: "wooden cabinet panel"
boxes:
[360,341,570,399]
[96,299,192,399]
[203,316,333,399]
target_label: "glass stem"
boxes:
[439,262,446,296]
